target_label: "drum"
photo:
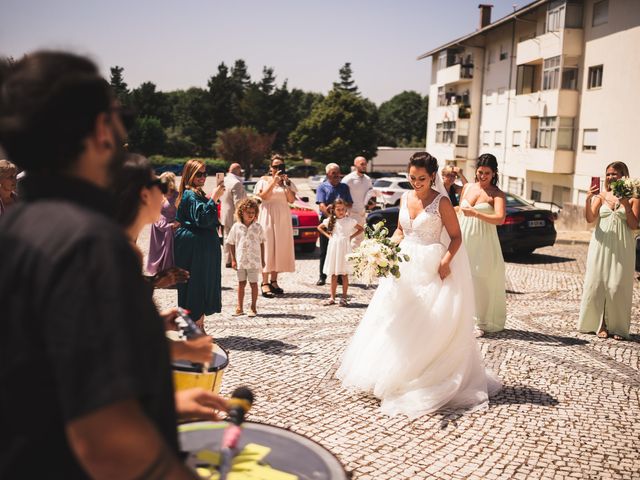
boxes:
[179,421,348,480]
[172,343,229,395]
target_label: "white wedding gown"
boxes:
[336,192,501,419]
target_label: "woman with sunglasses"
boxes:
[254,155,297,297]
[174,159,226,328]
[459,154,507,336]
[441,165,468,207]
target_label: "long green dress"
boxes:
[174,189,222,320]
[459,200,507,332]
[578,204,636,339]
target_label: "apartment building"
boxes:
[420,0,640,206]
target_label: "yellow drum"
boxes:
[172,343,229,394]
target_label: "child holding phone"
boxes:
[318,199,364,306]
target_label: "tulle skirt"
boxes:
[336,238,501,419]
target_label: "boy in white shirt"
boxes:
[226,198,266,317]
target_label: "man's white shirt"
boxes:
[342,171,372,214]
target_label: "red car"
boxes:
[244,181,319,253]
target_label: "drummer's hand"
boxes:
[170,336,214,363]
[153,267,190,288]
[175,388,228,422]
[160,307,180,331]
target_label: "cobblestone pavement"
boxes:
[145,227,640,479]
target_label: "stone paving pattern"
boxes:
[143,179,640,479]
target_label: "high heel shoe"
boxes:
[261,283,274,298]
[270,281,284,295]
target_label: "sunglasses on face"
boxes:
[147,178,169,194]
[194,171,207,179]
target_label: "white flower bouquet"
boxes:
[610,177,640,199]
[346,221,410,283]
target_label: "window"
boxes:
[457,121,469,146]
[437,51,447,70]
[543,56,561,90]
[546,1,565,33]
[508,176,524,196]
[516,65,537,95]
[374,180,392,188]
[438,87,446,106]
[531,182,543,202]
[538,117,556,149]
[485,90,494,105]
[398,182,412,190]
[436,121,456,144]
[588,65,603,89]
[512,131,522,147]
[583,129,598,151]
[495,131,504,146]
[499,45,508,61]
[487,49,495,65]
[557,118,574,150]
[592,0,608,27]
[483,131,491,146]
[561,67,578,89]
[497,87,506,104]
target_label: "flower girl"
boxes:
[317,199,364,306]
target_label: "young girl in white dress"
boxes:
[317,199,364,306]
[337,152,501,419]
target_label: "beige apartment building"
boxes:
[420,0,640,206]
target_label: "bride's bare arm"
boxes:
[439,198,462,279]
[390,224,404,244]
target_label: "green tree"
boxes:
[332,62,359,95]
[129,82,172,127]
[378,91,428,147]
[128,116,166,156]
[171,88,215,156]
[109,66,129,103]
[289,89,378,169]
[208,62,236,132]
[214,127,275,179]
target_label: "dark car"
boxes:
[366,193,557,255]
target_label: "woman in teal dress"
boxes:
[459,154,507,335]
[174,159,226,328]
[579,161,639,340]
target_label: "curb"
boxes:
[555,238,590,246]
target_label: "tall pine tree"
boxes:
[109,66,129,103]
[332,62,359,95]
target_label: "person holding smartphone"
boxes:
[174,159,226,329]
[254,155,297,297]
[578,162,639,340]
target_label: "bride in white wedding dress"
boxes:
[336,152,501,419]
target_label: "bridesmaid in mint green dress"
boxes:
[578,162,639,340]
[459,154,508,335]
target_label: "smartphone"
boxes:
[277,163,286,173]
[590,176,600,195]
[216,172,225,186]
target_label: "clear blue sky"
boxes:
[1,0,521,105]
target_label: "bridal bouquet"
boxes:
[347,221,410,282]
[610,177,640,199]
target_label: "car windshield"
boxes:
[505,193,533,207]
[244,182,256,194]
[374,180,392,188]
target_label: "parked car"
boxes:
[308,174,326,193]
[368,171,404,180]
[366,192,557,255]
[244,181,319,253]
[373,177,413,208]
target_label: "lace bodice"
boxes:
[399,192,444,245]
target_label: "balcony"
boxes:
[522,149,574,174]
[516,29,583,65]
[436,63,474,87]
[515,89,579,118]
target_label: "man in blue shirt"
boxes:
[315,163,353,285]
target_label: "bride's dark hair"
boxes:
[408,152,438,174]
